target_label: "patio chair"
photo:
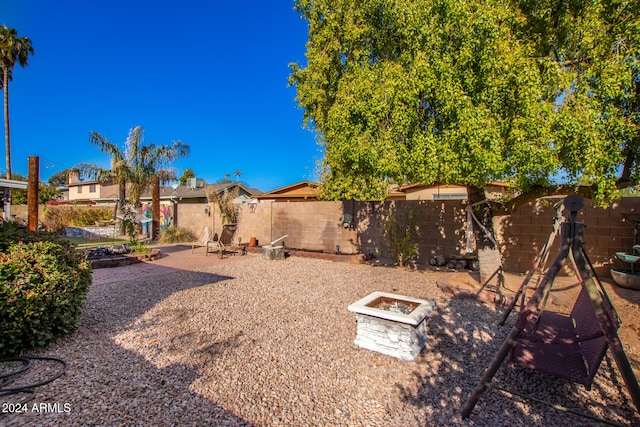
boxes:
[191,226,216,254]
[212,223,246,258]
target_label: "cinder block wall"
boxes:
[353,200,468,263]
[234,200,468,258]
[175,202,212,239]
[236,201,358,253]
[13,196,640,276]
[498,197,640,274]
[233,197,640,275]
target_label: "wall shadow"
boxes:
[1,262,253,426]
[353,200,472,266]
[396,297,639,426]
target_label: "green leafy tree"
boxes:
[6,173,60,204]
[80,126,190,208]
[290,0,640,208]
[0,26,34,179]
[179,167,195,186]
[291,0,640,278]
[47,168,78,187]
[217,173,233,184]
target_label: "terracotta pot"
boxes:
[249,237,258,247]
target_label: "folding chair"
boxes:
[212,223,246,258]
[191,226,216,254]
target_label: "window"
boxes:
[89,184,96,193]
[433,193,467,200]
[77,186,83,194]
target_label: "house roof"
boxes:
[66,179,103,187]
[0,178,28,190]
[399,181,510,192]
[139,182,262,201]
[255,181,319,200]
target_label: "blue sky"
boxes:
[1,0,319,192]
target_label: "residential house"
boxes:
[255,181,320,202]
[0,178,28,220]
[400,182,510,201]
[256,181,508,202]
[66,171,120,204]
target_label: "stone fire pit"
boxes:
[348,292,435,361]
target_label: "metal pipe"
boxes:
[271,234,288,246]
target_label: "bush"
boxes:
[158,226,196,243]
[42,206,113,232]
[0,221,58,253]
[0,241,92,356]
[383,207,419,266]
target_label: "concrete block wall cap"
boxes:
[348,291,436,326]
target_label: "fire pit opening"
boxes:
[366,296,419,315]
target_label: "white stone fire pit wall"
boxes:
[348,292,436,361]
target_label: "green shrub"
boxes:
[0,241,92,356]
[128,241,149,254]
[383,207,419,266]
[158,226,196,243]
[0,221,58,253]
[43,206,113,232]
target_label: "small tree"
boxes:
[83,126,190,208]
[383,207,419,267]
[179,168,195,186]
[120,203,141,244]
[209,186,239,224]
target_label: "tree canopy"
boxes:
[8,173,60,204]
[80,126,190,207]
[179,168,196,186]
[47,168,78,187]
[290,0,640,209]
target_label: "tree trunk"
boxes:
[151,175,160,240]
[117,183,126,236]
[3,69,11,220]
[3,68,11,179]
[467,186,502,283]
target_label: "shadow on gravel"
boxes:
[1,266,255,427]
[397,297,640,426]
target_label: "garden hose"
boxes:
[0,356,67,404]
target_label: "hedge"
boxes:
[0,240,92,355]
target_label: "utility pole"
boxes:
[27,156,39,232]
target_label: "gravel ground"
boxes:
[2,251,639,426]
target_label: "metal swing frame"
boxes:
[461,195,640,423]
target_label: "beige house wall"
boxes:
[404,185,468,200]
[67,182,121,203]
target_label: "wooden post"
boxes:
[151,175,160,240]
[27,156,39,232]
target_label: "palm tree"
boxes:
[82,126,190,208]
[0,26,34,179]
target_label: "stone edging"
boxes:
[89,249,162,269]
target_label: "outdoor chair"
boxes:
[191,226,216,254]
[212,223,246,258]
